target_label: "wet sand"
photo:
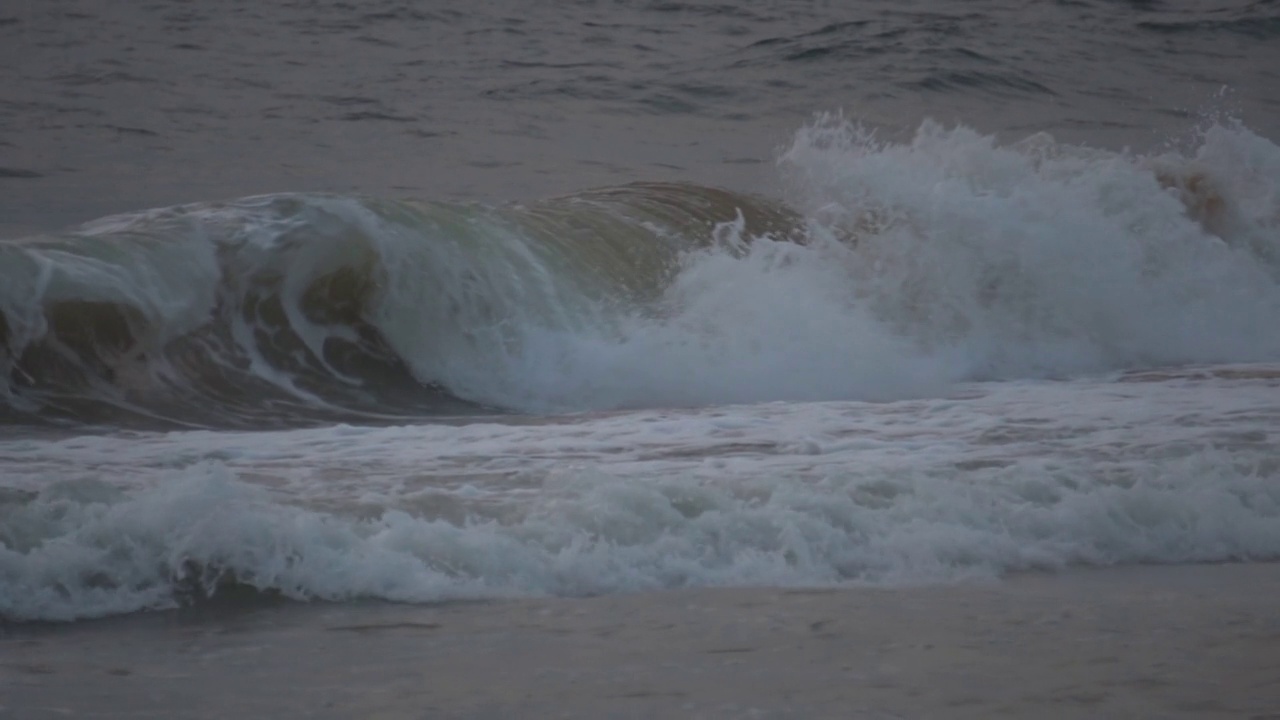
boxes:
[5,563,1279,719]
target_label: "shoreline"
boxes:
[6,562,1280,719]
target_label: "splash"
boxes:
[777,115,1280,377]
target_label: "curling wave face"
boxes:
[0,183,802,428]
[3,120,1280,428]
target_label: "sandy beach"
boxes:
[5,563,1279,719]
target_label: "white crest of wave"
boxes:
[494,236,952,410]
[3,448,1278,622]
[777,116,1280,378]
[384,117,1280,412]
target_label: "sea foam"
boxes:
[4,370,1278,621]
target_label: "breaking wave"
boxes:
[4,430,1278,622]
[3,119,1278,428]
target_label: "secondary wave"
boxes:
[4,409,1278,622]
[2,119,1278,427]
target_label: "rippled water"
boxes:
[3,0,1278,233]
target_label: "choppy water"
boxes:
[2,0,1279,621]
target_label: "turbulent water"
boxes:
[2,0,1280,621]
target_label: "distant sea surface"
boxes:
[2,0,1279,621]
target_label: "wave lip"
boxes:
[0,184,797,428]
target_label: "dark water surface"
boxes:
[2,0,1278,235]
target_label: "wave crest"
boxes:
[3,120,1280,427]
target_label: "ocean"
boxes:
[2,0,1279,628]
